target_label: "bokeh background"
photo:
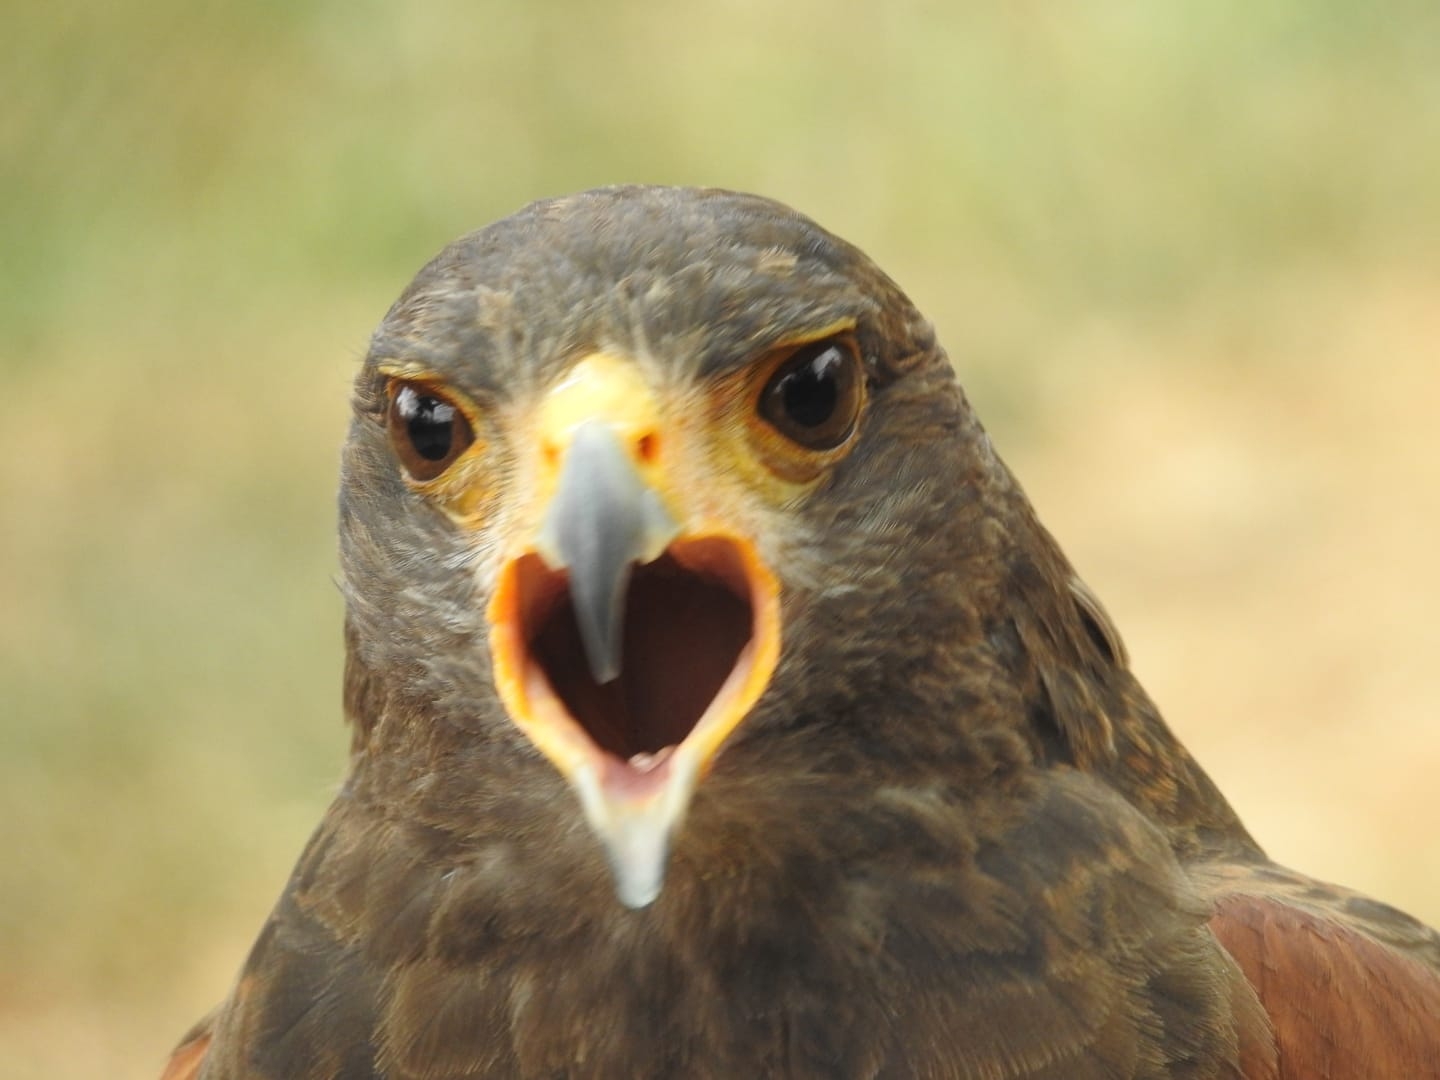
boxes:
[4,3,1439,1077]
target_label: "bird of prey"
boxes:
[165,187,1440,1079]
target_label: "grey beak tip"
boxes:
[577,601,624,684]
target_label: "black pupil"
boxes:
[778,346,843,428]
[398,388,457,461]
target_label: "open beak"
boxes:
[488,355,781,908]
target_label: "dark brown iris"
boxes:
[758,337,863,451]
[387,381,474,481]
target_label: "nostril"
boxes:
[636,432,659,464]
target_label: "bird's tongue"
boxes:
[626,745,676,772]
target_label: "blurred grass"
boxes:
[2,2,1438,1077]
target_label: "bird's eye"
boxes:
[757,338,863,451]
[386,381,475,481]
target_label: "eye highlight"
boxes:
[757,337,863,451]
[386,381,475,481]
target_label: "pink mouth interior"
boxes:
[511,540,754,761]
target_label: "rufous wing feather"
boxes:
[160,1009,215,1080]
[1211,891,1440,1079]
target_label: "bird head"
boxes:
[336,187,1102,909]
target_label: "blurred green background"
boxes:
[3,2,1439,1076]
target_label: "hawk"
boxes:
[166,187,1440,1079]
